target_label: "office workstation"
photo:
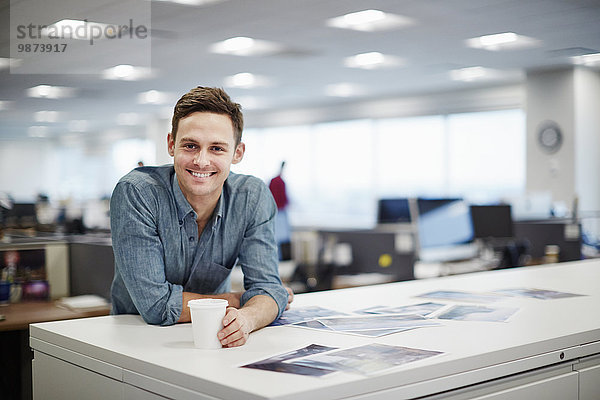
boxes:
[2,1,600,400]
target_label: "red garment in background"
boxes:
[269,175,288,210]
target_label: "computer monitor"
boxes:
[470,205,513,240]
[377,198,412,224]
[6,203,37,228]
[416,198,476,262]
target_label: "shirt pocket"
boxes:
[184,261,232,294]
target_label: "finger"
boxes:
[220,327,246,346]
[222,307,238,327]
[224,335,248,348]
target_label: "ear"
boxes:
[232,142,245,164]
[167,133,175,157]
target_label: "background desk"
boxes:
[0,302,110,400]
[30,260,600,400]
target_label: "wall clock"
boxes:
[537,120,563,154]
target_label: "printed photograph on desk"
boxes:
[285,343,444,376]
[241,344,339,376]
[269,306,348,326]
[354,302,446,317]
[492,288,586,300]
[437,305,519,322]
[292,314,441,337]
[417,290,507,303]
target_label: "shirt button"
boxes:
[189,236,194,242]
[179,220,183,226]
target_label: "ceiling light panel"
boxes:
[117,113,143,126]
[28,126,50,137]
[152,0,228,6]
[326,9,415,32]
[325,83,366,97]
[466,32,540,51]
[572,53,600,67]
[137,90,172,104]
[34,110,63,123]
[209,36,283,56]
[450,66,506,82]
[344,52,404,69]
[103,65,154,80]
[0,58,22,70]
[26,85,77,99]
[223,73,272,88]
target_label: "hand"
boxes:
[218,307,251,347]
[285,286,294,310]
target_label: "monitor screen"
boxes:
[470,205,513,239]
[417,198,474,249]
[377,198,411,224]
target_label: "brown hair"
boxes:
[171,86,243,145]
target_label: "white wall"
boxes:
[574,68,600,214]
[0,139,55,201]
[525,68,576,207]
[525,67,600,214]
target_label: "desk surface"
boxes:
[0,301,110,331]
[30,260,600,400]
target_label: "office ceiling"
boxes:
[1,0,600,141]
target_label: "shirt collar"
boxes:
[172,172,195,221]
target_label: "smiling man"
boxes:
[109,86,292,347]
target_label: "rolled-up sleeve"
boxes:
[237,184,288,319]
[110,181,183,326]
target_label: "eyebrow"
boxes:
[179,137,230,147]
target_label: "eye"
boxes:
[211,146,225,152]
[183,143,197,150]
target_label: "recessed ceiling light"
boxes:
[41,19,111,42]
[26,85,77,99]
[103,65,153,80]
[325,83,366,97]
[450,66,487,81]
[28,126,50,137]
[151,0,227,5]
[571,53,600,67]
[34,110,63,123]
[117,113,143,126]
[326,9,415,32]
[0,58,22,70]
[137,90,172,104]
[344,52,404,69]
[466,32,540,51]
[234,96,268,110]
[68,120,90,132]
[223,72,272,89]
[209,36,283,56]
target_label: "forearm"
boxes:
[178,291,242,323]
[238,294,279,332]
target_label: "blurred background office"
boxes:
[1,0,600,269]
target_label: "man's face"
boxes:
[168,112,244,206]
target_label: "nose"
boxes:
[193,150,210,167]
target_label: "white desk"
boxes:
[30,260,600,400]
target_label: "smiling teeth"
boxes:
[191,171,213,178]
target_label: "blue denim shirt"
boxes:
[109,165,288,326]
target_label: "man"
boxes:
[110,86,292,347]
[268,161,291,260]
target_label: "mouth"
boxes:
[188,170,217,178]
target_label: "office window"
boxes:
[446,110,525,200]
[374,116,446,197]
[311,119,375,227]
[234,125,316,226]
